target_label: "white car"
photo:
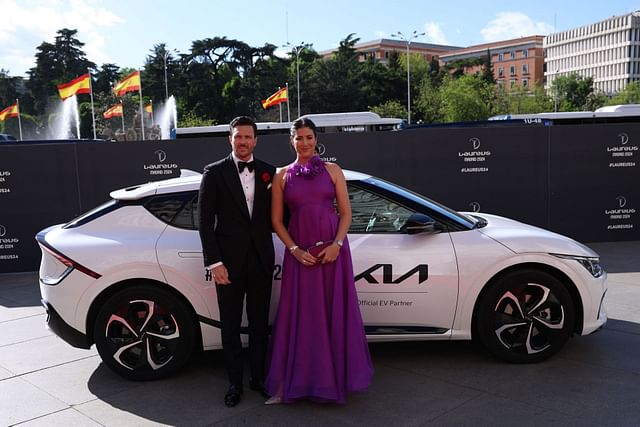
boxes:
[37,170,608,380]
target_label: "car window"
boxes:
[144,192,196,228]
[348,184,414,233]
[172,193,199,230]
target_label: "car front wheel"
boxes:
[93,285,196,380]
[476,269,576,363]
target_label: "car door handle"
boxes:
[178,252,203,259]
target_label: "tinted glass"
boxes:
[348,184,414,233]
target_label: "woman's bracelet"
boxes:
[288,245,299,254]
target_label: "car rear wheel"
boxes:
[94,285,196,380]
[476,269,576,363]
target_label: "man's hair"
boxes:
[290,117,317,137]
[229,116,257,137]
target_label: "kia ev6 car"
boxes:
[37,170,607,380]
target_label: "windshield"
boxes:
[361,177,478,229]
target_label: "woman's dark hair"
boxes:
[290,117,317,138]
[229,116,257,137]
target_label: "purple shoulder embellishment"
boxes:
[289,155,325,179]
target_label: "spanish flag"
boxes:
[144,103,153,113]
[261,87,288,109]
[57,74,91,100]
[0,103,19,121]
[113,71,141,96]
[103,104,123,119]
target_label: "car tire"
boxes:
[475,269,576,363]
[93,285,196,380]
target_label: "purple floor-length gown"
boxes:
[265,158,373,403]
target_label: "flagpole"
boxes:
[138,70,145,140]
[278,87,282,123]
[120,102,125,133]
[16,98,23,141]
[88,68,97,140]
[286,82,291,122]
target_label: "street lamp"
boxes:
[285,42,304,118]
[162,51,170,101]
[392,30,425,125]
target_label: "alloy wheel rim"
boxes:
[105,299,181,370]
[493,283,565,354]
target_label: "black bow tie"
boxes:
[238,161,255,173]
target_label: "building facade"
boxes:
[544,11,640,95]
[319,39,460,65]
[439,36,545,91]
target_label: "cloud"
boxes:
[0,0,123,76]
[480,11,553,42]
[423,22,449,45]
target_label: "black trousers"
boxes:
[216,244,272,387]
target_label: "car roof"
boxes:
[110,168,372,200]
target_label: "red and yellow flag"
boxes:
[103,104,123,119]
[57,74,91,100]
[261,87,288,109]
[144,103,153,113]
[113,71,141,96]
[0,103,19,121]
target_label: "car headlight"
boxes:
[552,254,604,278]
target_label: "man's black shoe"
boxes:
[224,384,243,407]
[249,380,270,398]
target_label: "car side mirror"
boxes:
[402,213,439,235]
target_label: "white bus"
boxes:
[488,104,640,125]
[174,112,404,139]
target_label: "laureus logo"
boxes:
[469,202,481,213]
[618,133,629,145]
[154,150,167,162]
[0,225,6,237]
[469,137,481,150]
[616,195,627,208]
[316,143,326,156]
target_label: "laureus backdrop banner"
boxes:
[1,122,638,273]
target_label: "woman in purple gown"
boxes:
[264,118,374,404]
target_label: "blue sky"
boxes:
[1,0,637,77]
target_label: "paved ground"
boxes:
[1,241,639,426]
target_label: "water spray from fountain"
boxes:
[53,95,81,139]
[157,95,178,140]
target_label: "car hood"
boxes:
[467,212,599,258]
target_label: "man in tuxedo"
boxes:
[198,116,276,407]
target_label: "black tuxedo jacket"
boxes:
[197,154,276,276]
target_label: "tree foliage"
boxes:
[10,27,640,138]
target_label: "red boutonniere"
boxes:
[261,172,271,183]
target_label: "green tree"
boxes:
[93,63,121,94]
[143,44,180,104]
[370,100,406,119]
[439,74,492,122]
[0,69,20,108]
[415,78,444,123]
[481,49,495,85]
[608,81,640,105]
[27,28,95,116]
[550,73,594,111]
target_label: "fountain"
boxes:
[53,95,80,139]
[157,95,178,140]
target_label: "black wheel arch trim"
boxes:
[86,278,202,347]
[471,262,584,339]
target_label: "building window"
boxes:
[498,53,504,61]
[522,49,529,58]
[510,79,516,89]
[522,78,529,88]
[510,65,516,76]
[522,63,529,74]
[510,50,516,59]
[498,67,504,77]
